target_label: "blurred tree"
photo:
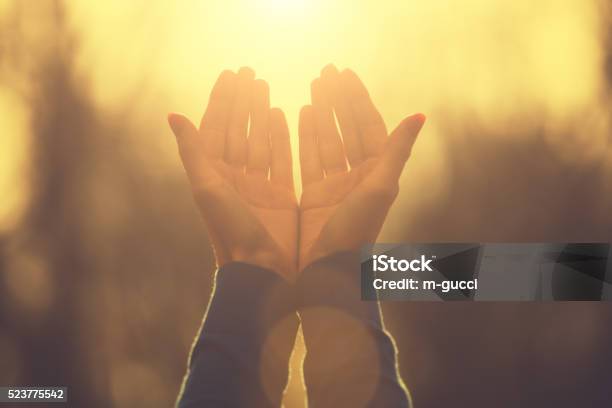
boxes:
[0,1,214,406]
[0,1,108,406]
[383,4,612,407]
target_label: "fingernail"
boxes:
[413,113,427,125]
[167,113,183,135]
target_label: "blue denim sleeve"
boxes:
[177,263,299,408]
[297,252,411,408]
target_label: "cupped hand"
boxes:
[298,65,425,270]
[168,68,298,279]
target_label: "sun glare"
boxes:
[65,0,604,199]
[264,0,309,14]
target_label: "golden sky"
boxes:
[1,0,606,234]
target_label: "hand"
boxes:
[298,65,425,270]
[168,68,298,279]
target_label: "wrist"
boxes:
[299,239,360,272]
[230,247,295,280]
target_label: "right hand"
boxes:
[298,65,425,270]
[168,68,298,279]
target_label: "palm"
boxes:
[300,157,398,268]
[208,160,297,263]
[302,156,368,227]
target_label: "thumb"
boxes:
[167,113,206,183]
[168,112,199,147]
[379,113,426,180]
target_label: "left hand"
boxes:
[168,68,298,279]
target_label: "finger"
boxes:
[247,79,271,176]
[311,77,347,174]
[339,69,387,158]
[169,113,207,185]
[270,108,294,189]
[200,70,237,159]
[378,114,426,181]
[321,64,364,167]
[299,105,324,186]
[226,66,255,166]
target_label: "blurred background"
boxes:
[1,0,611,406]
